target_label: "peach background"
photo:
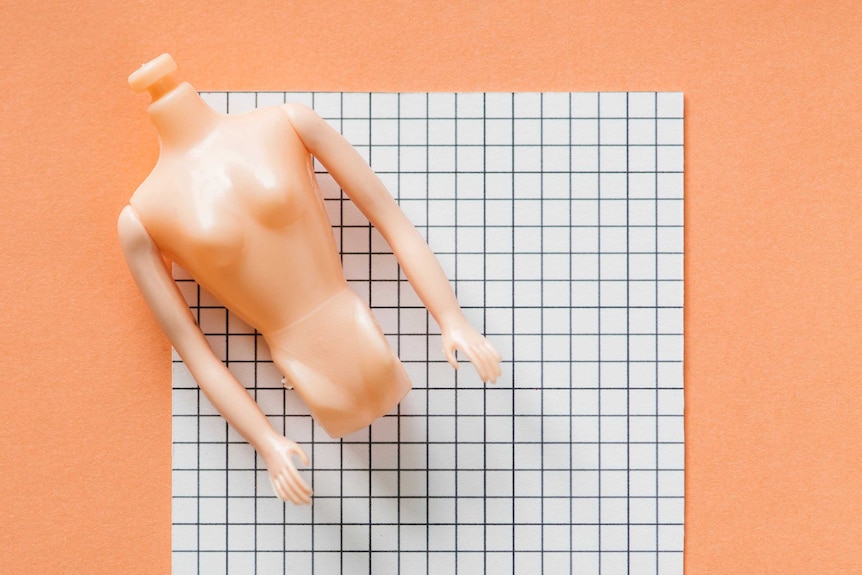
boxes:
[1,1,860,573]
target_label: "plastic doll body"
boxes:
[119,54,501,503]
[128,100,411,437]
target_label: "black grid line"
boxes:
[597,93,603,570]
[169,91,685,575]
[453,93,460,575]
[481,93,488,575]
[424,93,432,574]
[626,93,631,573]
[567,89,574,575]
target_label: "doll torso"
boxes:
[130,104,412,437]
[130,106,347,334]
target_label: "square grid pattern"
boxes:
[172,92,684,574]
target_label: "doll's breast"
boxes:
[180,196,247,269]
[227,152,307,229]
[207,118,312,229]
[174,162,306,269]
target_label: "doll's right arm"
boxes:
[117,205,312,504]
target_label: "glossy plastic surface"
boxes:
[118,54,501,504]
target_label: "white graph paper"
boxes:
[171,92,684,574]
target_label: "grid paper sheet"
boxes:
[171,91,684,574]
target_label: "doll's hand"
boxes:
[441,319,502,384]
[261,435,312,505]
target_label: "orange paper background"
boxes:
[1,1,860,573]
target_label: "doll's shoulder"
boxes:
[126,168,187,247]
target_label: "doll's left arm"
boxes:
[282,103,501,383]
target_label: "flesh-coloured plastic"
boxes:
[119,54,501,504]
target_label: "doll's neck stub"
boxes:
[130,54,218,149]
[145,83,218,149]
[129,53,179,101]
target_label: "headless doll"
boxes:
[119,54,501,504]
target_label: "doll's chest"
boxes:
[134,127,312,268]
